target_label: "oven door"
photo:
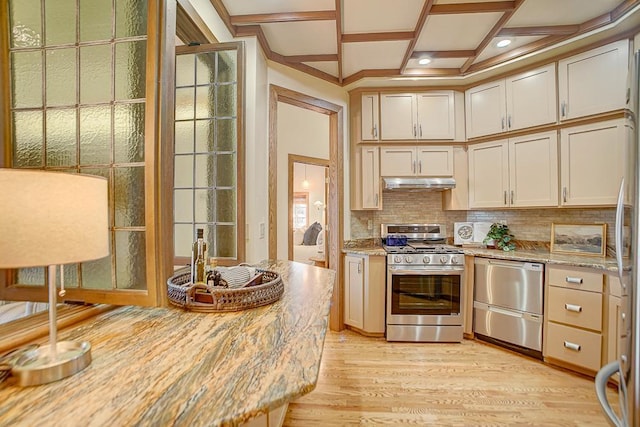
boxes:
[387,266,463,326]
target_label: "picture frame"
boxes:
[550,223,607,257]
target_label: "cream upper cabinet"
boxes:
[361,93,380,141]
[560,119,629,206]
[469,131,558,208]
[468,140,509,207]
[380,91,455,140]
[466,64,557,139]
[361,146,380,209]
[509,131,559,207]
[380,146,453,177]
[558,40,629,121]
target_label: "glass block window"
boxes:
[8,0,149,290]
[174,46,240,261]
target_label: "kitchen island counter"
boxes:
[0,260,335,427]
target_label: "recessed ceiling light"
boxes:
[496,39,512,48]
[418,57,431,65]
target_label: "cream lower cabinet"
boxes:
[544,265,604,374]
[380,146,453,177]
[560,119,630,206]
[468,131,558,208]
[344,254,385,335]
[605,274,628,380]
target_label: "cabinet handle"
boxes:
[412,160,416,174]
[565,303,583,313]
[413,125,417,137]
[510,190,514,205]
[501,117,505,130]
[373,124,377,138]
[562,187,567,203]
[375,193,379,206]
[564,341,581,352]
[358,262,361,274]
[419,124,423,138]
[561,102,566,118]
[504,190,507,205]
[565,276,583,284]
[508,115,512,129]
[419,160,422,174]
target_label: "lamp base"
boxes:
[11,341,91,386]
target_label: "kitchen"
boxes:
[0,0,639,426]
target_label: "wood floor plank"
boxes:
[283,330,619,426]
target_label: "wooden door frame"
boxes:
[269,84,344,331]
[288,156,330,262]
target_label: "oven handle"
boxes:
[388,267,464,275]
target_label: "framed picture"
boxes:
[550,223,607,257]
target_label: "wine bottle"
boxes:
[191,228,207,284]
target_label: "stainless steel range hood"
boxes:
[383,177,456,191]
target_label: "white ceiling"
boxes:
[202,0,640,88]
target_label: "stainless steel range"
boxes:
[382,224,464,343]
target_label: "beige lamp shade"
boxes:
[0,169,109,268]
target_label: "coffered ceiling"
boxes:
[199,0,640,88]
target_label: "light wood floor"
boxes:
[284,330,619,426]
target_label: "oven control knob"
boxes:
[404,256,413,263]
[422,256,431,264]
[440,255,448,264]
[451,256,459,265]
[394,255,403,263]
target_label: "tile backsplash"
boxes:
[350,190,617,249]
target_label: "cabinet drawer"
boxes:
[547,286,602,331]
[546,322,602,371]
[548,266,603,293]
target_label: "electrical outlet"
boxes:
[259,222,265,239]
[367,219,373,230]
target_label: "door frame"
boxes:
[268,84,344,331]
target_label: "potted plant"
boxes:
[483,223,516,251]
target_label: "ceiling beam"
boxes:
[230,11,336,25]
[498,25,579,37]
[342,32,414,43]
[176,0,218,44]
[411,50,475,59]
[283,54,339,63]
[208,0,236,36]
[460,0,526,73]
[430,1,515,14]
[399,0,436,74]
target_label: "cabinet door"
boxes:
[416,91,455,140]
[607,294,623,366]
[380,146,416,176]
[361,147,380,209]
[558,40,629,120]
[361,93,379,141]
[560,119,626,206]
[506,64,557,131]
[344,255,364,329]
[509,131,558,207]
[380,94,416,140]
[468,140,509,208]
[416,146,453,177]
[465,80,506,138]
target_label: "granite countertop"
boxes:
[0,260,335,427]
[343,243,624,272]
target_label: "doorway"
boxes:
[289,158,329,267]
[268,85,344,331]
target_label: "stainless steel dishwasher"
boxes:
[473,258,544,358]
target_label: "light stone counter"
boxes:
[0,260,335,427]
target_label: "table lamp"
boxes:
[0,169,109,386]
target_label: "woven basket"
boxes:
[167,267,283,312]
